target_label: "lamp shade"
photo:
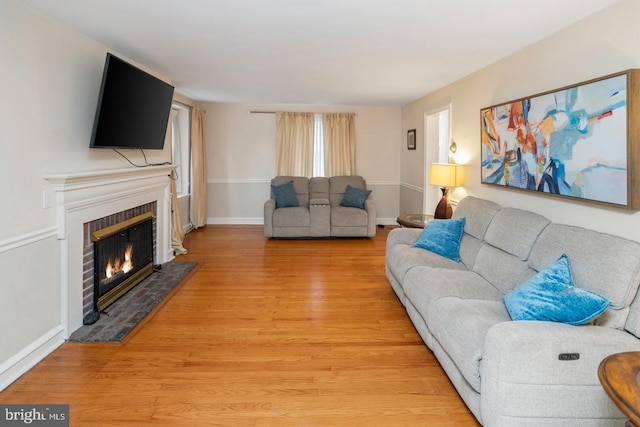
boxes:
[429,163,459,188]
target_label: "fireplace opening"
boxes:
[90,212,154,316]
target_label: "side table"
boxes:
[396,214,433,228]
[598,352,640,426]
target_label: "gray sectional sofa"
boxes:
[386,195,640,426]
[264,175,376,238]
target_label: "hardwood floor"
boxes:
[1,225,480,426]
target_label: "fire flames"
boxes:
[104,244,134,279]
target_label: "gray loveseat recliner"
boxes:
[386,195,640,426]
[264,175,376,238]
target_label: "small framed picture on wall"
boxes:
[407,129,416,150]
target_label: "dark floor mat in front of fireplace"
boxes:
[68,261,197,342]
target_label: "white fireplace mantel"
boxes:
[45,165,175,336]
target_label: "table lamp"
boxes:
[429,163,460,219]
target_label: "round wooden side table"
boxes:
[598,351,640,426]
[396,214,433,228]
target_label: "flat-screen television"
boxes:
[90,53,175,150]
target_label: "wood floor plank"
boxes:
[0,225,480,426]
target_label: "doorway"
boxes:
[423,105,451,214]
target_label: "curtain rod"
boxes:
[173,101,207,114]
[248,110,356,115]
[173,100,193,110]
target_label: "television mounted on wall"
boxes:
[89,53,175,150]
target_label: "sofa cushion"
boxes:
[339,184,371,209]
[459,233,482,271]
[503,254,610,325]
[413,217,466,262]
[529,224,640,330]
[272,181,299,208]
[309,177,330,200]
[329,176,366,206]
[271,176,310,207]
[473,243,537,294]
[272,207,310,227]
[483,208,550,261]
[331,205,368,227]
[428,298,511,393]
[403,267,504,322]
[387,244,468,286]
[453,196,501,241]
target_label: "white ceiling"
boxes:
[16,0,620,106]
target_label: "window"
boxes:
[171,105,191,196]
[313,113,324,177]
[276,112,355,177]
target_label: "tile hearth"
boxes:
[69,261,196,342]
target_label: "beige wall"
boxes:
[201,103,402,224]
[401,0,640,241]
[0,0,175,389]
[1,0,175,241]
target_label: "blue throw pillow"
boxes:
[272,181,299,208]
[340,184,372,209]
[502,254,610,325]
[412,217,466,262]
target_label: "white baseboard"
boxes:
[206,217,399,226]
[0,326,65,391]
[377,217,399,226]
[207,217,264,225]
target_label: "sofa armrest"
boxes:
[364,199,377,237]
[481,321,640,423]
[386,227,423,258]
[264,199,275,237]
[309,201,330,236]
[483,321,640,384]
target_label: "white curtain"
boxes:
[171,109,183,194]
[323,113,356,176]
[169,108,187,254]
[276,112,315,177]
[170,177,187,255]
[191,107,207,229]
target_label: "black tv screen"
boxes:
[90,53,175,150]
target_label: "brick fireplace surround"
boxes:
[82,202,157,318]
[45,165,174,337]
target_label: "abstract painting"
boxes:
[480,70,637,207]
